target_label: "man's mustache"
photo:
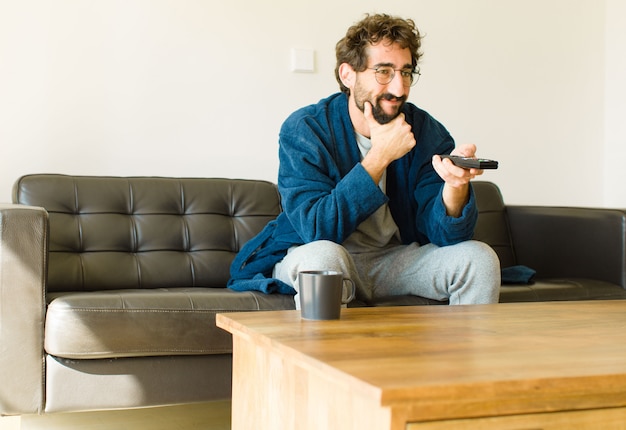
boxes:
[379,94,406,103]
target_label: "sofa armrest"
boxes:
[0,204,48,415]
[507,205,626,288]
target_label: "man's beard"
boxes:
[354,85,407,124]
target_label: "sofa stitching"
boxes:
[52,308,254,313]
[127,181,142,288]
[179,182,196,287]
[72,179,87,290]
[248,291,261,310]
[51,348,233,357]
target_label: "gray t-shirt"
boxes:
[342,133,402,253]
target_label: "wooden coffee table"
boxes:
[217,301,626,429]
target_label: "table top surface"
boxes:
[217,301,626,408]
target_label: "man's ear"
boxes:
[338,63,355,90]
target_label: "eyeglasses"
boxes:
[367,66,421,87]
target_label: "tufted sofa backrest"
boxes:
[13,175,281,293]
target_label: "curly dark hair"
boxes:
[335,13,423,94]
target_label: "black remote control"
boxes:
[440,155,499,169]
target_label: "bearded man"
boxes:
[228,13,501,306]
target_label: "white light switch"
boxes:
[290,48,315,73]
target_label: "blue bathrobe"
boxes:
[228,92,477,294]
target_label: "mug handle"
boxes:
[341,279,356,304]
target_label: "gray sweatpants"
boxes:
[273,240,501,306]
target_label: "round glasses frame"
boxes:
[367,66,421,87]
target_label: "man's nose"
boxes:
[388,71,408,96]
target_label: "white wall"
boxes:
[604,0,626,207]
[0,0,621,207]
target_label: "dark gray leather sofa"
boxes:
[1,174,625,416]
[473,181,626,303]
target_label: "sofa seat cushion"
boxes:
[45,288,295,359]
[498,278,626,303]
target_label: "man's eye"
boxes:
[377,69,392,75]
[400,71,412,78]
